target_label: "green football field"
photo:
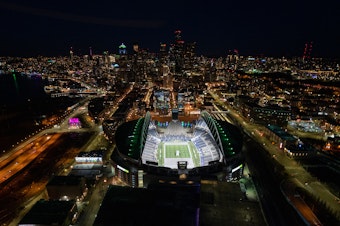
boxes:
[165,144,190,158]
[157,142,201,167]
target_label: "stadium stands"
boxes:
[112,111,244,186]
[141,117,221,168]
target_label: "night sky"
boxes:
[0,0,339,58]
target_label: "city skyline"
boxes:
[0,0,339,58]
[0,32,339,224]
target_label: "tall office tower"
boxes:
[162,65,173,89]
[89,47,93,59]
[133,43,139,54]
[226,49,239,63]
[302,41,313,62]
[119,43,127,55]
[160,42,167,53]
[132,42,141,83]
[174,30,182,42]
[170,30,185,74]
[183,41,196,70]
[226,49,239,71]
[69,47,74,60]
[103,51,110,65]
[159,42,168,64]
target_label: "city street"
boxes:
[209,89,340,224]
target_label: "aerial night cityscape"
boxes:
[0,1,340,226]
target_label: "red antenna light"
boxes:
[308,41,313,58]
[302,41,313,60]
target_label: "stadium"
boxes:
[108,110,244,187]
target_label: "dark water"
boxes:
[0,73,80,152]
[0,73,47,105]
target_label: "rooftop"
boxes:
[77,150,104,158]
[267,125,297,142]
[94,184,200,226]
[47,175,84,186]
[18,200,76,225]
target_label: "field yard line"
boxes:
[188,143,192,158]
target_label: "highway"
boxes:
[0,133,61,184]
[281,179,322,226]
[0,84,133,225]
[0,100,99,225]
[208,93,302,225]
[0,101,95,184]
[244,135,304,226]
[1,82,338,225]
[208,89,340,225]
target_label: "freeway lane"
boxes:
[281,179,322,226]
[0,133,61,184]
[244,137,304,226]
[0,131,94,225]
[208,89,340,224]
[0,101,97,225]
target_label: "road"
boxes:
[0,80,132,225]
[0,134,61,184]
[244,136,304,226]
[281,179,322,226]
[0,100,98,225]
[75,177,109,226]
[208,89,340,224]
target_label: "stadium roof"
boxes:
[200,111,243,158]
[213,120,243,158]
[115,118,145,160]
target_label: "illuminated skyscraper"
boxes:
[89,47,93,58]
[183,41,196,70]
[168,30,197,73]
[170,30,185,73]
[69,47,74,60]
[302,41,313,62]
[161,65,172,89]
[119,43,127,55]
[159,42,167,63]
[133,43,139,54]
[103,51,109,65]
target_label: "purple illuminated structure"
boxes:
[68,118,81,129]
